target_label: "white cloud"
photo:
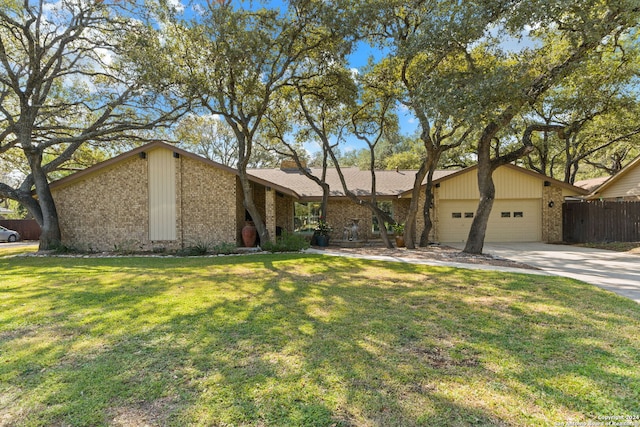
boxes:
[166,0,185,13]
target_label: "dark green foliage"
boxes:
[262,231,310,252]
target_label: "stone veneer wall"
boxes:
[326,199,374,241]
[542,185,563,243]
[394,199,411,227]
[325,198,409,241]
[276,193,294,234]
[265,189,276,239]
[251,184,266,222]
[53,152,243,251]
[235,177,245,245]
[413,191,436,242]
[179,156,238,247]
[52,156,150,251]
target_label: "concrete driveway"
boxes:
[449,242,640,303]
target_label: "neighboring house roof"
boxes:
[573,176,610,193]
[586,154,640,200]
[398,163,589,197]
[49,141,301,199]
[248,167,458,200]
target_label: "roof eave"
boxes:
[398,163,590,196]
[586,154,640,199]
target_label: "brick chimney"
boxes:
[280,159,307,171]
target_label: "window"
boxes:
[513,211,524,218]
[294,202,321,233]
[501,212,511,218]
[452,212,462,219]
[464,212,474,218]
[373,201,394,233]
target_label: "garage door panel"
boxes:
[438,199,541,242]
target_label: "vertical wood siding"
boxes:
[563,201,640,242]
[597,166,640,200]
[439,167,542,199]
[148,149,177,240]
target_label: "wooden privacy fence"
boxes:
[0,219,41,241]
[563,201,640,243]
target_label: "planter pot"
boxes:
[316,234,329,247]
[395,236,405,248]
[242,221,257,247]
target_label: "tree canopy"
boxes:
[0,0,189,248]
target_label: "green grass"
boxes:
[1,254,639,426]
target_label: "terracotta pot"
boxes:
[395,235,405,248]
[242,221,257,247]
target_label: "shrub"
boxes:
[213,242,238,255]
[50,242,79,254]
[262,231,310,252]
[177,240,213,256]
[113,240,143,255]
[178,241,240,256]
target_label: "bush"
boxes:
[113,240,143,255]
[262,232,310,253]
[50,242,80,254]
[177,241,240,256]
[177,240,213,256]
[213,242,238,255]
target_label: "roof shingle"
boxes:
[248,167,458,199]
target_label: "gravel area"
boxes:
[316,244,540,270]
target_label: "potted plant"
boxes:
[314,219,332,247]
[392,223,405,247]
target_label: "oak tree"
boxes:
[0,0,189,249]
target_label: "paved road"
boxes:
[449,242,640,303]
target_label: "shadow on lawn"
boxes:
[1,253,639,426]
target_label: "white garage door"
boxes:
[438,199,542,242]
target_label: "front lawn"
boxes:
[1,254,639,426]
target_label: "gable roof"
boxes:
[49,141,301,199]
[399,163,589,197]
[50,142,588,201]
[586,154,640,200]
[574,176,610,193]
[248,167,458,200]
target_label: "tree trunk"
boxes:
[463,168,495,254]
[238,171,269,245]
[419,163,438,247]
[463,122,499,255]
[26,149,62,250]
[375,212,394,248]
[404,163,428,249]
